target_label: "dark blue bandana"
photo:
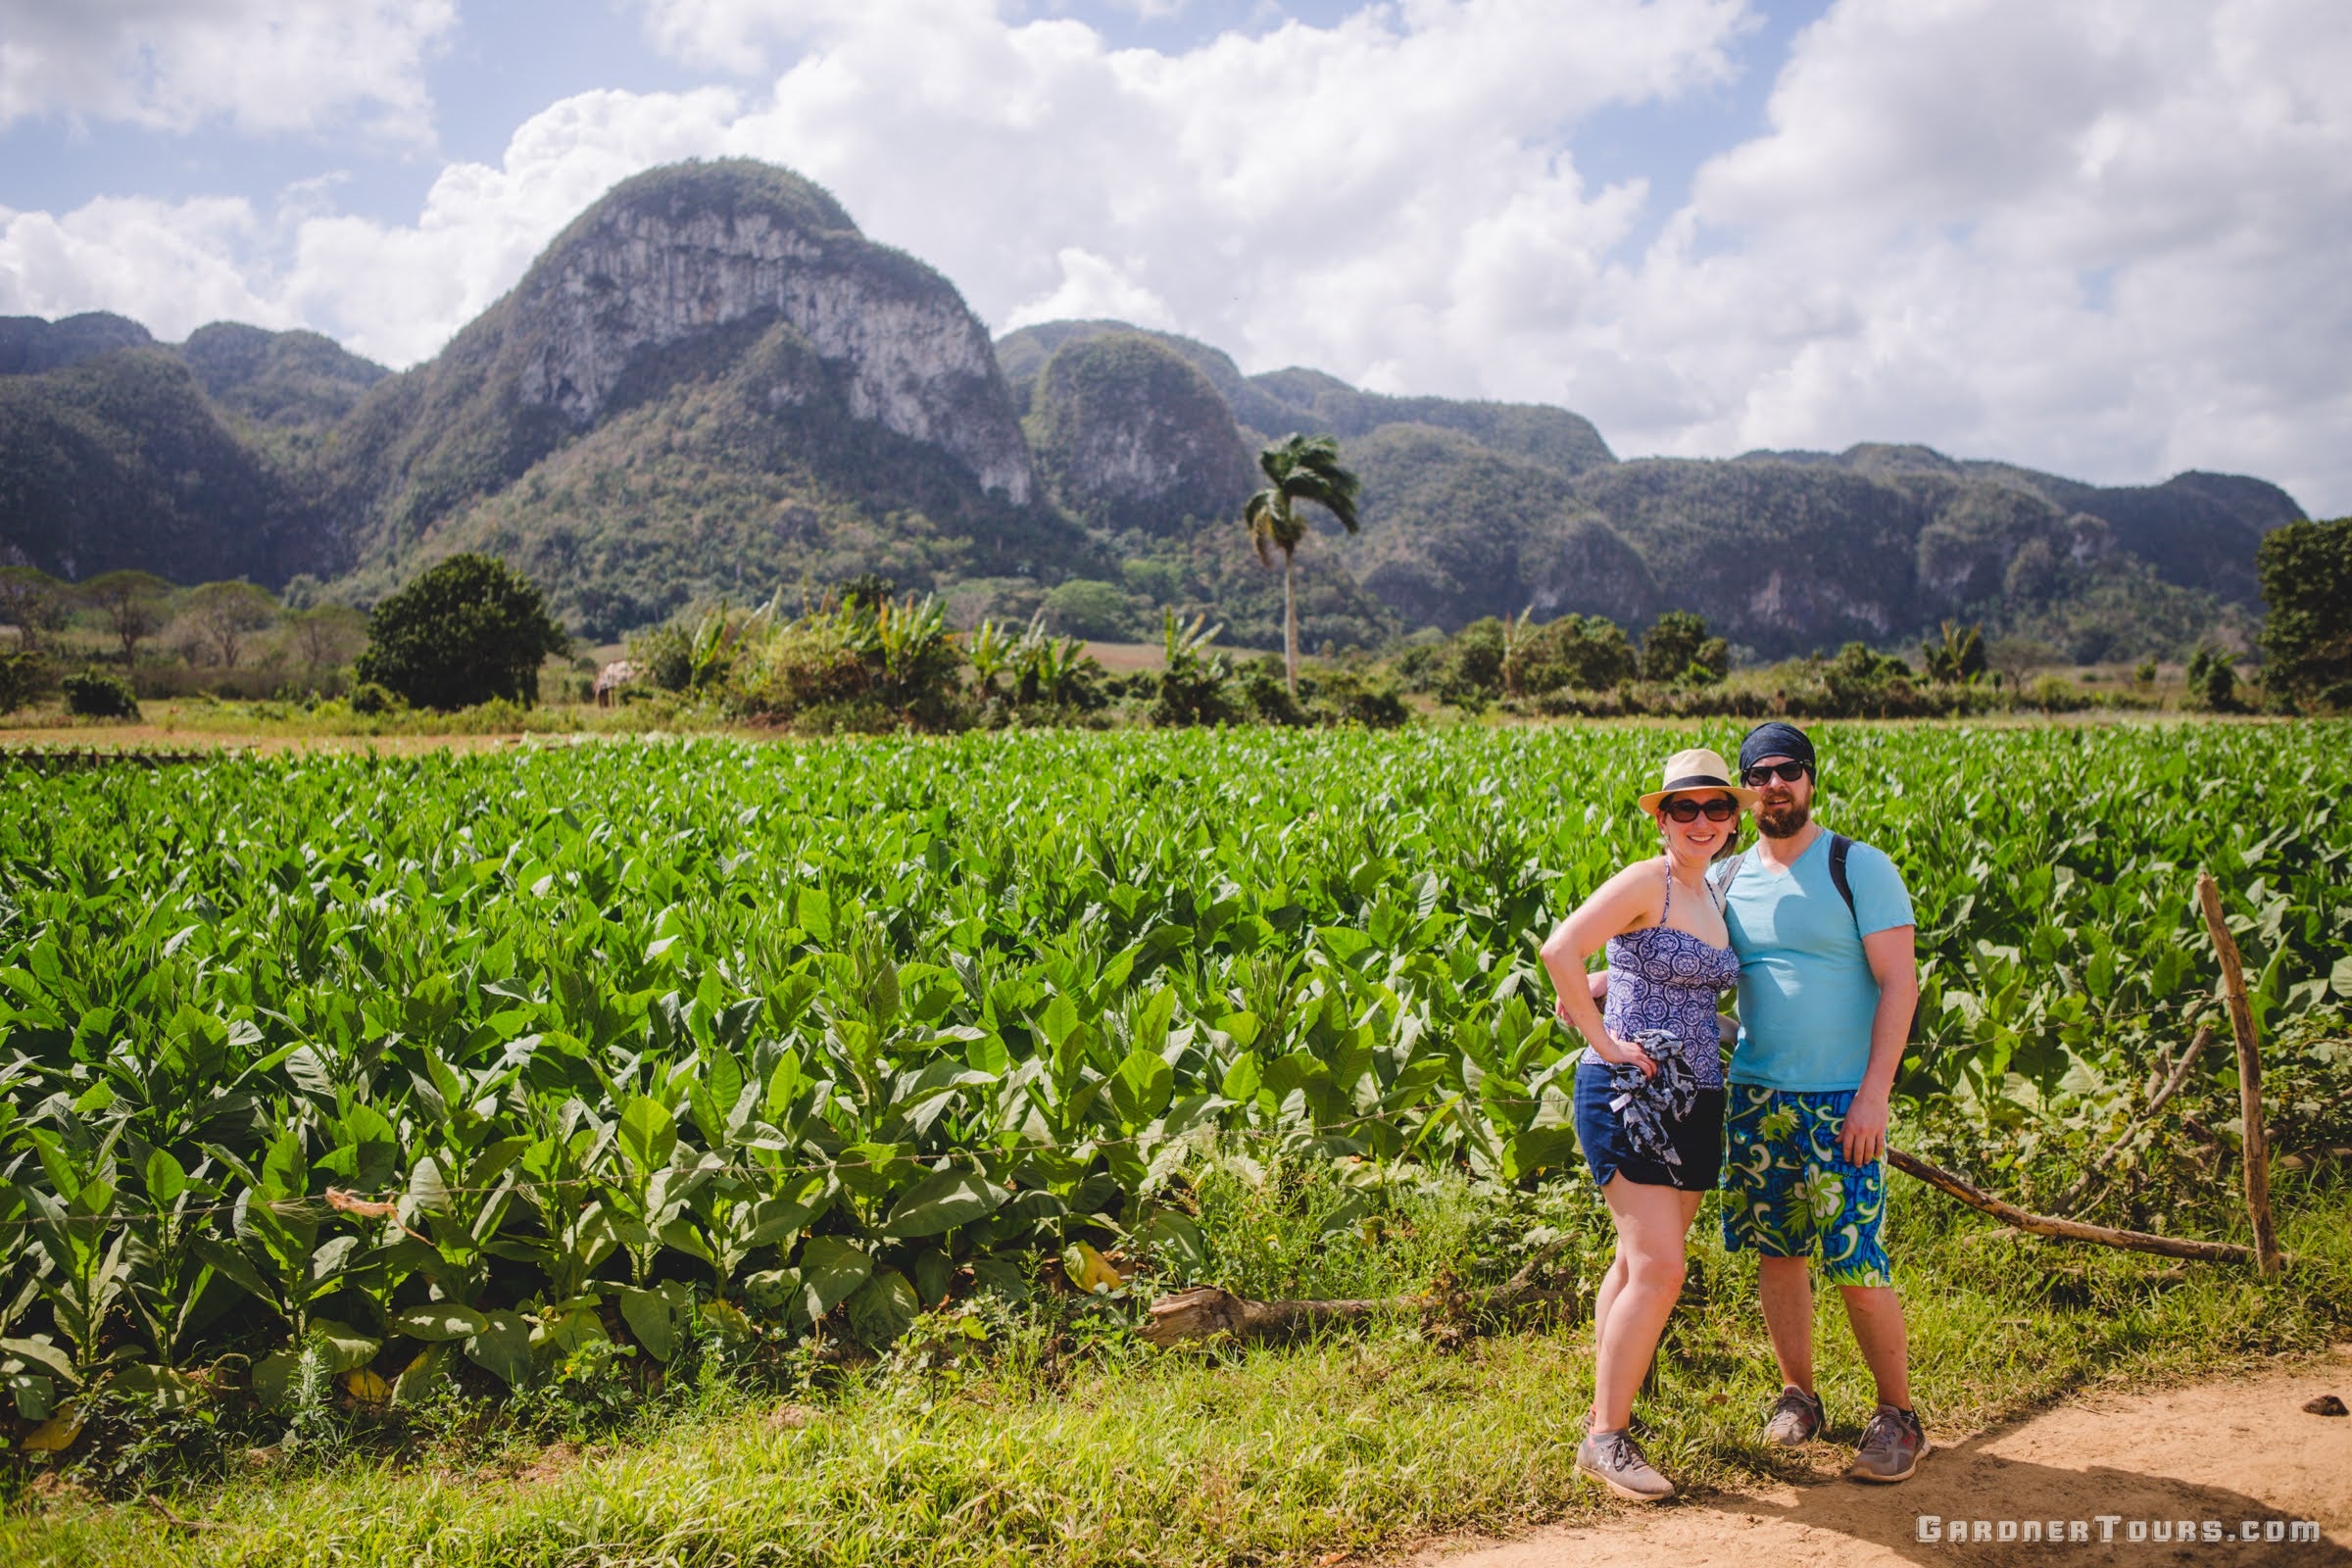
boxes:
[1739,721,1816,773]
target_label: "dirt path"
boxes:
[1409,1348,2352,1567]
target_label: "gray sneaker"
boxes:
[1848,1403,1930,1483]
[1576,1428,1676,1502]
[1763,1384,1826,1446]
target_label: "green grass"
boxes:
[10,1169,2345,1568]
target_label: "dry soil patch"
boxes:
[1408,1349,2352,1568]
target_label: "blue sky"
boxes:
[2,1,2345,514]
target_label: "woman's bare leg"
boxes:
[1588,1251,1630,1425]
[1592,1179,1704,1432]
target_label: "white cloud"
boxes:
[5,0,2348,515]
[0,0,456,137]
[0,195,293,340]
[1003,248,1180,331]
[1584,0,2352,512]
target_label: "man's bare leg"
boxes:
[1757,1254,1816,1391]
[1838,1284,1912,1409]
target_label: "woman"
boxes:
[1538,746,1752,1502]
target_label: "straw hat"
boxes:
[1637,746,1759,813]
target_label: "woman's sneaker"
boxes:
[1848,1403,1930,1482]
[1576,1427,1676,1502]
[1763,1384,1826,1446]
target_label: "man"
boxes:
[1715,719,1929,1483]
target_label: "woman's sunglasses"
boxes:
[1660,796,1740,823]
[1740,760,1811,787]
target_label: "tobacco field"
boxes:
[1,722,2348,1442]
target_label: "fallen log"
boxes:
[1887,1148,2282,1267]
[1142,1144,2294,1349]
[1140,1237,1579,1348]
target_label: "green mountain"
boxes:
[0,311,155,375]
[1023,331,1256,534]
[995,318,2300,657]
[178,321,387,430]
[0,346,332,584]
[0,158,2309,662]
[312,160,1079,635]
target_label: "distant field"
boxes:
[1083,639,1167,671]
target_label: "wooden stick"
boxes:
[1140,1240,1580,1348]
[2196,871,2281,1275]
[1886,1148,2277,1266]
[2057,1026,2217,1214]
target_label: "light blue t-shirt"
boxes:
[1721,831,1914,1093]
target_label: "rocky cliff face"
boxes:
[509,167,1030,502]
[1021,332,1254,531]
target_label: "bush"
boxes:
[726,595,964,731]
[61,670,139,719]
[1239,661,1306,726]
[0,649,48,714]
[1305,668,1410,728]
[352,554,570,710]
[2185,644,2242,713]
[349,681,405,716]
[1152,612,1237,727]
[2022,673,2090,713]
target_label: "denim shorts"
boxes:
[1719,1083,1892,1287]
[1573,1058,1726,1193]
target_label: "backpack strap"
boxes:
[1707,848,1746,915]
[1828,833,1857,926]
[1829,832,1919,1043]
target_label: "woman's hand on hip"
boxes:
[1593,1033,1658,1078]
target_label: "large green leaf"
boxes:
[617,1096,677,1175]
[880,1169,1007,1238]
[464,1309,534,1388]
[1108,1047,1174,1130]
[393,1303,491,1344]
[617,1282,690,1361]
[795,1236,871,1324]
[845,1268,919,1349]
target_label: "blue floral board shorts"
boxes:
[1720,1084,1892,1287]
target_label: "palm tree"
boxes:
[1244,433,1361,697]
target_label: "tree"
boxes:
[0,567,72,654]
[179,580,279,668]
[287,605,369,682]
[78,570,172,664]
[1641,611,1730,685]
[1987,634,2058,691]
[1244,433,1360,698]
[1037,578,1138,641]
[2185,643,2242,713]
[0,650,46,714]
[1920,619,1987,684]
[2257,517,2352,712]
[1515,612,1639,694]
[353,554,570,710]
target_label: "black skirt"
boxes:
[1574,1057,1727,1192]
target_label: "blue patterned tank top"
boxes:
[1582,868,1742,1089]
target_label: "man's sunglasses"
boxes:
[1660,796,1740,823]
[1740,760,1811,787]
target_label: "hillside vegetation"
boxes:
[0,160,2308,659]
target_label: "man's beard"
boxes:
[1758,799,1811,838]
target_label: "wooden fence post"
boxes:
[2195,871,2281,1275]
